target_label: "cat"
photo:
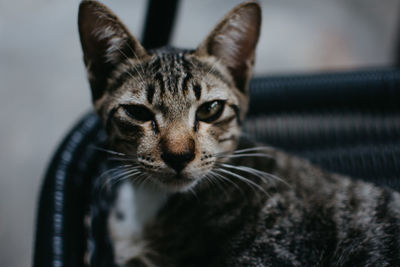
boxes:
[78,0,400,266]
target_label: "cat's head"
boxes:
[78,0,261,191]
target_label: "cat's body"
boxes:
[88,139,400,267]
[78,1,400,266]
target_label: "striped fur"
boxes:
[78,1,400,266]
[78,0,258,192]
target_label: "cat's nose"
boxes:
[160,128,196,173]
[161,151,195,173]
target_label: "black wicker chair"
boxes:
[33,1,400,266]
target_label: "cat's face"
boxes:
[78,0,261,191]
[96,53,245,191]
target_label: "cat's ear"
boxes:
[78,0,149,100]
[195,2,261,93]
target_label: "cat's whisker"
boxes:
[114,45,146,85]
[90,146,138,164]
[113,169,142,183]
[231,146,274,155]
[108,172,142,190]
[204,173,221,191]
[99,167,140,193]
[134,174,145,187]
[139,255,158,267]
[221,163,285,185]
[205,58,221,77]
[206,171,231,198]
[107,169,141,191]
[214,168,269,196]
[99,161,140,179]
[134,173,149,189]
[215,147,273,159]
[219,163,290,188]
[125,42,147,83]
[108,156,138,163]
[139,172,161,190]
[217,153,273,159]
[208,170,244,195]
[91,145,128,156]
[188,187,199,199]
[97,164,136,185]
[141,174,155,188]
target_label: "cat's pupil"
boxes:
[122,104,154,122]
[196,100,225,123]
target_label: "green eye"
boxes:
[122,104,154,122]
[196,100,225,123]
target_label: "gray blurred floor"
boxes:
[1,0,399,266]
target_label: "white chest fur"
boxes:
[108,182,168,266]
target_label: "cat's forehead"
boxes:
[148,48,230,82]
[141,50,233,101]
[109,48,236,117]
[150,48,193,70]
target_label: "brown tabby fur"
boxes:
[78,1,400,266]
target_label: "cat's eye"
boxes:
[122,104,154,122]
[196,100,226,123]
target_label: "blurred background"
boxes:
[1,0,400,266]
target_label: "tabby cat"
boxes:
[78,1,400,266]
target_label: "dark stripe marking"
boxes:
[214,115,236,126]
[169,75,179,93]
[193,84,202,100]
[182,72,192,93]
[167,76,172,92]
[208,68,231,87]
[105,107,118,133]
[181,57,193,72]
[374,190,400,264]
[114,118,143,136]
[194,120,199,132]
[154,72,165,95]
[191,58,232,87]
[124,39,138,59]
[229,104,242,125]
[108,70,138,93]
[146,84,155,104]
[150,58,161,72]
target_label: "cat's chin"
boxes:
[149,173,202,193]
